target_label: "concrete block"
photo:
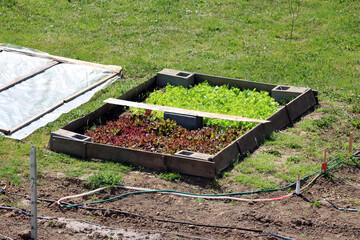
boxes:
[164,112,203,130]
[271,85,308,103]
[49,129,91,150]
[174,150,213,161]
[156,68,194,88]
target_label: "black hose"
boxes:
[320,199,360,212]
[263,231,294,240]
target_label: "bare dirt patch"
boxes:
[1,160,360,240]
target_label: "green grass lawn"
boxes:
[0,0,359,189]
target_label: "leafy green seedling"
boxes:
[159,172,181,182]
[310,200,321,208]
[312,115,336,129]
[87,172,124,190]
[286,156,301,164]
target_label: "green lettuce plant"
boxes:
[139,82,279,129]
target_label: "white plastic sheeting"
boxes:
[0,44,120,139]
[0,51,53,85]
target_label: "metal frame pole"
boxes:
[30,146,37,240]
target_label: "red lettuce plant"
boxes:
[86,113,244,155]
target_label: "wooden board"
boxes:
[164,155,216,178]
[213,142,240,172]
[195,73,277,92]
[286,89,317,121]
[51,135,216,178]
[104,98,269,124]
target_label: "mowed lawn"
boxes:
[0,0,359,188]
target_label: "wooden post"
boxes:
[321,149,327,174]
[30,146,37,240]
[5,172,10,196]
[349,132,353,154]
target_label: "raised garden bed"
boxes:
[50,69,318,178]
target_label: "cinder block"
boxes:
[49,129,91,149]
[156,69,194,88]
[164,112,203,130]
[174,150,213,161]
[271,85,308,103]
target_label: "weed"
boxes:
[87,172,124,190]
[347,156,360,166]
[298,119,316,132]
[312,115,336,129]
[196,198,204,204]
[288,0,300,40]
[351,120,360,129]
[350,198,360,205]
[286,156,301,164]
[159,172,181,182]
[263,149,282,157]
[310,200,321,208]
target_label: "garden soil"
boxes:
[1,160,360,240]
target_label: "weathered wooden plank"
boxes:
[55,135,216,178]
[51,135,86,157]
[194,73,277,92]
[263,107,292,132]
[86,142,166,170]
[51,134,216,177]
[213,142,240,172]
[0,46,122,73]
[51,135,167,170]
[164,155,216,178]
[286,89,317,121]
[0,61,59,92]
[236,123,266,155]
[119,76,156,101]
[213,107,291,170]
[104,98,269,124]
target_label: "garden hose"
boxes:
[61,155,353,208]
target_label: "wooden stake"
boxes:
[321,149,327,174]
[5,172,10,196]
[30,146,37,240]
[349,132,353,154]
